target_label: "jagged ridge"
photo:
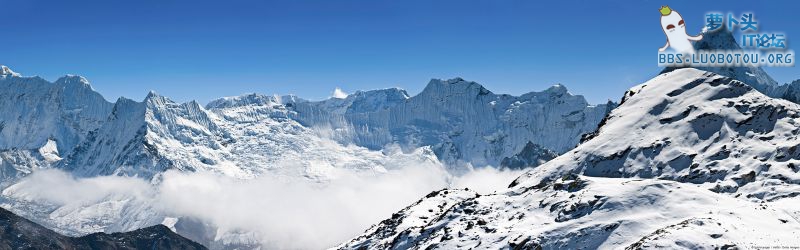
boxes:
[339,68,800,249]
[0,207,205,249]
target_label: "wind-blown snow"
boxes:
[332,87,349,99]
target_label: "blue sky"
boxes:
[2,0,798,104]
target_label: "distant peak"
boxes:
[427,77,476,86]
[351,88,410,99]
[332,87,349,99]
[206,93,279,109]
[545,84,568,94]
[446,77,465,83]
[116,96,136,103]
[55,74,91,88]
[695,24,740,51]
[0,65,20,77]
[59,74,85,79]
[278,94,307,105]
[423,77,492,96]
[144,90,172,105]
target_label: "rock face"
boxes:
[0,67,443,181]
[500,141,558,169]
[0,71,113,184]
[289,80,613,168]
[338,69,800,249]
[0,74,112,155]
[0,65,610,249]
[0,65,611,182]
[0,207,206,249]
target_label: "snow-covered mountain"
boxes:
[339,68,800,249]
[59,92,231,179]
[0,68,440,181]
[1,66,611,183]
[289,78,614,169]
[665,25,800,104]
[0,69,113,183]
[0,65,613,249]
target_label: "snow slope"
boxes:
[664,25,800,104]
[0,69,113,184]
[1,65,611,182]
[57,88,441,180]
[0,65,610,248]
[339,68,800,249]
[289,79,613,168]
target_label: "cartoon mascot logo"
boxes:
[658,6,703,53]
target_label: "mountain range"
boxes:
[338,67,800,250]
[338,28,800,249]
[0,63,610,249]
[2,25,800,249]
[0,65,611,183]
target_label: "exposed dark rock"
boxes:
[0,207,206,249]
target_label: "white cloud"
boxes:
[2,169,153,206]
[332,87,348,99]
[2,165,524,249]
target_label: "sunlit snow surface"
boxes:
[339,68,800,249]
[2,66,587,249]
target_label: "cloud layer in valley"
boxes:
[2,164,524,249]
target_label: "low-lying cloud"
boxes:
[3,165,525,249]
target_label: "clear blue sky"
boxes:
[2,0,798,104]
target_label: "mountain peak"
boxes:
[544,84,568,95]
[342,68,800,249]
[351,88,410,99]
[144,90,172,106]
[443,77,465,84]
[423,77,492,97]
[146,90,160,98]
[695,25,740,51]
[55,75,92,89]
[1,65,20,77]
[661,25,780,97]
[206,93,279,109]
[513,68,798,201]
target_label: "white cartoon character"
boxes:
[658,6,703,53]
